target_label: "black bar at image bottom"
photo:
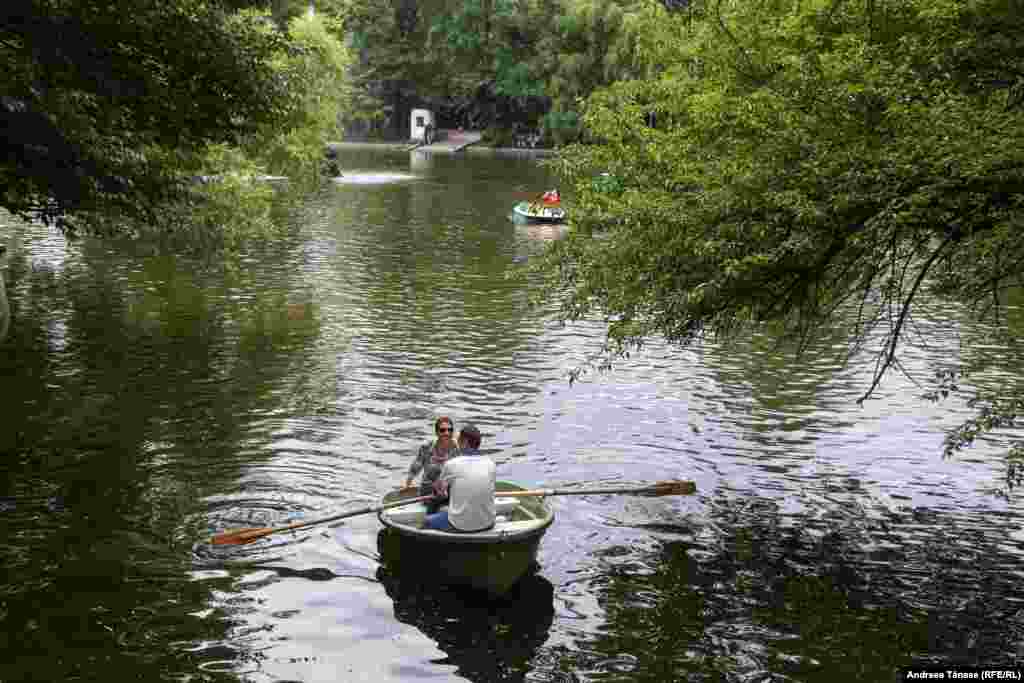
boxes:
[900,668,1022,681]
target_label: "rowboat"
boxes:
[512,201,566,223]
[377,481,555,596]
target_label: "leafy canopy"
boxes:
[1,0,303,231]
[2,0,352,244]
[542,0,1024,476]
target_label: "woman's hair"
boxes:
[434,416,454,434]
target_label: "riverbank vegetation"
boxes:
[2,0,351,246]
[536,0,1024,481]
[343,0,661,144]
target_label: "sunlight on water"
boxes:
[332,172,420,184]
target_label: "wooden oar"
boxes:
[495,480,697,498]
[209,494,434,546]
[209,480,695,546]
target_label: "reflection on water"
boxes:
[409,150,435,173]
[377,567,557,683]
[513,222,568,241]
[569,495,1024,682]
[2,148,1024,681]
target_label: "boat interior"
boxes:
[383,496,540,529]
[382,497,524,528]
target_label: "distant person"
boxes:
[424,423,496,532]
[541,189,560,204]
[404,416,460,497]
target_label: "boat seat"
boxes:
[383,504,429,525]
[383,496,519,526]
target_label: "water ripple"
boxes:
[4,152,1024,682]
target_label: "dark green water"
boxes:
[1,148,1023,682]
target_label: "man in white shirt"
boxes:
[423,424,496,532]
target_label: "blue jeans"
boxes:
[424,510,455,531]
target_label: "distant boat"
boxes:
[513,201,566,223]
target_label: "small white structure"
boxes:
[410,108,435,142]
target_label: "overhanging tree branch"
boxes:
[857,235,955,404]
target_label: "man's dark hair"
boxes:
[459,423,482,449]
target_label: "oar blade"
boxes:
[210,526,276,546]
[639,480,698,496]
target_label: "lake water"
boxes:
[1,147,1023,682]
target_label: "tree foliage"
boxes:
[127,10,352,250]
[344,0,655,137]
[537,0,646,108]
[541,0,1024,473]
[2,0,351,243]
[255,11,353,181]
[1,0,294,231]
